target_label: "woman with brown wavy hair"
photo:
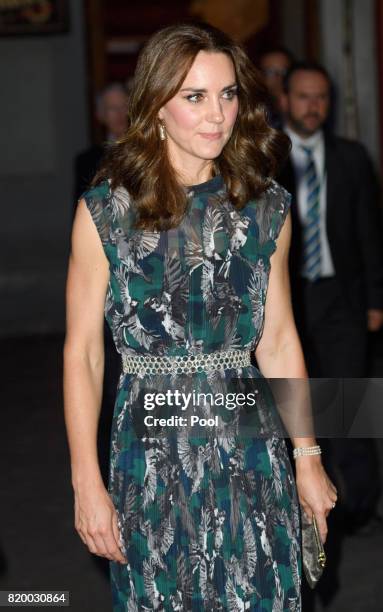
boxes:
[63,22,337,611]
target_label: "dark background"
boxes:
[1,1,383,610]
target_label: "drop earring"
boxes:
[159,122,166,140]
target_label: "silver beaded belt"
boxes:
[121,348,251,375]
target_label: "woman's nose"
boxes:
[206,98,224,123]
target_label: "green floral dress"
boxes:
[83,175,302,611]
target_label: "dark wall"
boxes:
[0,0,88,337]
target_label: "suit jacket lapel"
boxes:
[324,132,339,242]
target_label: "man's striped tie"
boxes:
[300,145,321,281]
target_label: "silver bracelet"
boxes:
[293,444,321,459]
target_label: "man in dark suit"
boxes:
[74,82,128,205]
[278,61,383,610]
[279,62,383,376]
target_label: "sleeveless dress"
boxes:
[83,175,302,611]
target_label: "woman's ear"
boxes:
[158,108,164,121]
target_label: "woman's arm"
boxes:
[255,212,316,447]
[254,211,337,542]
[64,198,109,489]
[63,199,126,563]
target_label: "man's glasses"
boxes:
[262,68,288,77]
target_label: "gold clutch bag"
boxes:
[301,511,326,589]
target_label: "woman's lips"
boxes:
[199,132,223,140]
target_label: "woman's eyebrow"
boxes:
[179,83,237,93]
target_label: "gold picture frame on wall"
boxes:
[0,0,69,35]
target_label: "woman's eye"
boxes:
[186,93,203,103]
[223,89,238,100]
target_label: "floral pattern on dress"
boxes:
[82,175,301,611]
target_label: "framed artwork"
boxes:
[0,0,69,35]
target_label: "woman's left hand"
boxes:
[295,455,338,544]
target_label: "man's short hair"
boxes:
[283,61,331,93]
[95,82,127,113]
[258,45,295,66]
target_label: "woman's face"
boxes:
[158,51,239,172]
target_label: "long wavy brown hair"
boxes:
[93,22,291,231]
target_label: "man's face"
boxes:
[285,70,330,136]
[98,89,127,140]
[259,52,291,101]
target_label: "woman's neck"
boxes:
[176,163,214,186]
[167,147,214,186]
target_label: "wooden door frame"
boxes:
[376,0,383,177]
[304,0,320,61]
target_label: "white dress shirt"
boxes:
[285,126,335,277]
